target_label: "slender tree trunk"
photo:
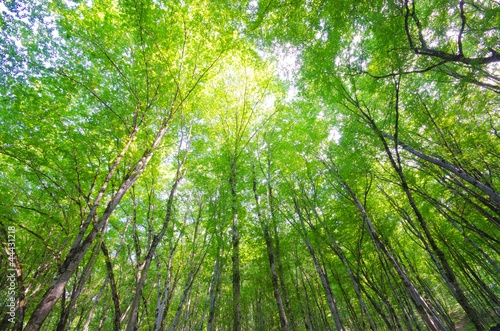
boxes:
[207,243,224,331]
[371,114,484,330]
[257,289,263,331]
[154,243,177,331]
[83,217,131,331]
[71,306,86,331]
[418,190,500,277]
[230,160,242,331]
[358,277,394,330]
[82,279,108,331]
[125,179,183,331]
[125,137,190,331]
[56,234,104,331]
[264,144,295,329]
[101,242,121,331]
[290,265,310,330]
[97,287,109,331]
[349,184,445,330]
[25,123,173,331]
[293,199,345,331]
[324,163,446,330]
[305,198,376,330]
[199,256,216,331]
[303,273,325,331]
[204,242,224,331]
[334,270,360,330]
[169,231,208,331]
[252,162,289,331]
[441,179,500,226]
[382,131,500,207]
[405,252,456,330]
[443,238,500,309]
[359,267,404,330]
[299,267,316,331]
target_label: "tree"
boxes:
[2,0,500,329]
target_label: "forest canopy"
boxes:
[1,0,499,330]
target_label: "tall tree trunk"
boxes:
[83,216,131,331]
[264,142,295,329]
[230,160,242,331]
[299,266,316,331]
[154,242,177,331]
[367,107,484,330]
[168,219,208,331]
[101,242,121,331]
[293,199,345,331]
[290,264,310,330]
[199,254,216,331]
[333,170,446,331]
[207,237,225,331]
[403,250,456,330]
[359,266,405,330]
[204,242,224,331]
[24,122,173,331]
[96,286,109,331]
[357,276,395,330]
[303,193,377,330]
[252,161,289,331]
[257,289,263,331]
[125,173,185,331]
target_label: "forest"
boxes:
[0,0,499,330]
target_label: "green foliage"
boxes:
[1,0,499,329]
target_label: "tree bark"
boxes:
[293,199,345,331]
[101,242,121,331]
[55,239,102,331]
[153,242,177,331]
[252,161,289,331]
[382,132,500,207]
[264,141,295,329]
[24,122,172,331]
[230,160,242,331]
[372,117,484,330]
[344,179,446,330]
